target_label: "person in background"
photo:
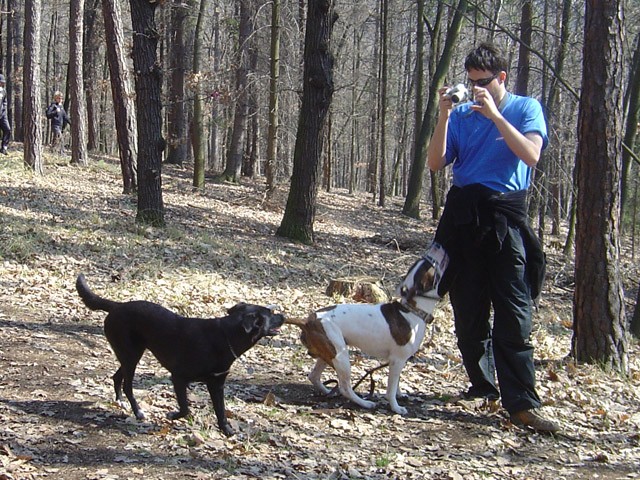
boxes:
[426,42,559,433]
[0,74,11,155]
[46,91,71,154]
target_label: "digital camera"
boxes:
[444,84,469,104]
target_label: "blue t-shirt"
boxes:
[445,93,548,192]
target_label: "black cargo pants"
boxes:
[448,223,542,414]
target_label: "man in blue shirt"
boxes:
[427,43,559,433]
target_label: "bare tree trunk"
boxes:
[265,0,281,195]
[322,111,331,191]
[550,0,573,240]
[165,0,189,166]
[83,0,101,151]
[129,0,164,226]
[219,0,253,182]
[513,0,531,96]
[192,0,208,189]
[367,15,380,201]
[621,32,640,230]
[23,0,43,174]
[44,11,57,145]
[348,28,360,195]
[11,1,24,142]
[69,0,89,166]
[377,0,388,207]
[572,0,628,373]
[276,0,336,244]
[5,0,16,138]
[425,2,445,218]
[245,79,259,178]
[102,0,138,193]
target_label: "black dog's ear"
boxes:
[228,302,248,315]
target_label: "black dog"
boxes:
[75,274,284,436]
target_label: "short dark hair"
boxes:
[464,42,508,74]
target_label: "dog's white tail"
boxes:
[284,316,309,327]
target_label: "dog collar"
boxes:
[227,338,239,360]
[401,300,434,324]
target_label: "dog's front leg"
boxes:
[386,360,408,415]
[206,377,234,436]
[168,376,191,420]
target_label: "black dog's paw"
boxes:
[220,423,235,437]
[133,409,146,420]
[167,410,190,421]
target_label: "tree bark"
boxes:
[572,0,628,373]
[129,0,164,226]
[102,0,138,194]
[377,0,388,207]
[69,0,89,166]
[23,0,43,174]
[192,0,208,189]
[265,0,281,195]
[513,0,532,96]
[621,32,640,230]
[5,0,16,138]
[276,0,336,244]
[83,0,101,151]
[10,0,24,142]
[219,0,253,182]
[165,0,189,166]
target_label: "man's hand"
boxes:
[470,86,500,120]
[437,87,454,119]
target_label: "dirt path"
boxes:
[1,158,639,479]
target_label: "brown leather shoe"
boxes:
[510,409,560,433]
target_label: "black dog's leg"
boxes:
[112,367,124,404]
[206,375,233,436]
[108,336,146,420]
[122,363,145,420]
[168,376,191,420]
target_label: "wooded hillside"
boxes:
[1,1,640,477]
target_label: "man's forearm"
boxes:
[427,116,449,171]
[492,114,543,167]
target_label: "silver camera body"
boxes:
[445,83,469,104]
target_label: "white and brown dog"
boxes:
[288,253,444,415]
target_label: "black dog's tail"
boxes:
[76,274,120,312]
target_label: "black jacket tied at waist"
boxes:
[433,184,545,301]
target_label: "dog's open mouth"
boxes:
[267,318,284,336]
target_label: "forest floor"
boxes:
[0,150,639,480]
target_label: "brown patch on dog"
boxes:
[299,312,337,364]
[419,266,436,292]
[380,302,412,346]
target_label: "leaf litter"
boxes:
[0,154,639,479]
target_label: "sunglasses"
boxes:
[468,73,498,87]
